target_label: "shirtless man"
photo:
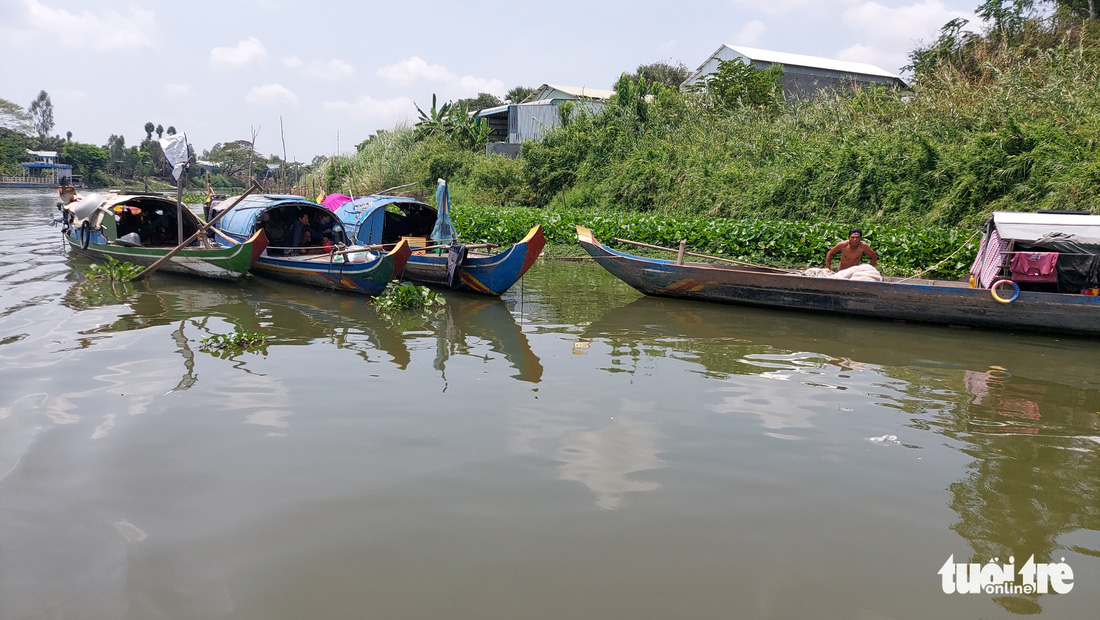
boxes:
[825,227,878,272]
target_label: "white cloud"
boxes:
[282,55,355,80]
[210,37,267,70]
[729,0,860,16]
[733,20,768,46]
[322,95,416,122]
[377,56,504,100]
[377,56,455,84]
[162,83,193,100]
[0,0,157,51]
[658,40,678,54]
[843,1,973,45]
[306,59,356,80]
[245,84,299,107]
[838,1,975,73]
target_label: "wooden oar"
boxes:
[131,182,262,281]
[611,237,796,273]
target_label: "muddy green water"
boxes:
[1,189,1099,619]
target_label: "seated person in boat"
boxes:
[139,208,177,245]
[286,210,322,255]
[825,227,878,272]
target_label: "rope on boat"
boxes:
[891,230,982,283]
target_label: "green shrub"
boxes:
[374,282,445,313]
[200,329,268,355]
[83,256,144,281]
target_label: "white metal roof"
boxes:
[726,45,900,79]
[688,45,902,84]
[993,211,1100,242]
[522,84,615,103]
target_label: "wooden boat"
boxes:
[576,218,1100,337]
[59,192,266,280]
[214,194,410,295]
[333,192,544,296]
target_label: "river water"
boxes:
[1,189,1098,619]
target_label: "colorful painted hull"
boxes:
[399,225,546,295]
[577,225,1100,337]
[246,244,411,295]
[214,194,410,295]
[65,229,265,280]
[333,195,545,296]
[61,193,266,281]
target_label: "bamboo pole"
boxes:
[131,182,262,281]
[611,237,795,273]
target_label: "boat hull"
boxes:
[399,225,546,295]
[64,224,263,281]
[577,226,1100,337]
[213,193,411,295]
[248,245,410,295]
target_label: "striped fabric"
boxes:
[972,229,1011,288]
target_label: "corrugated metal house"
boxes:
[683,45,905,98]
[478,84,614,156]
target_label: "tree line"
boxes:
[0,91,321,190]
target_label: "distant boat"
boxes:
[214,194,410,295]
[333,187,544,296]
[576,216,1100,337]
[59,192,266,280]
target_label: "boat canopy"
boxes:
[215,194,324,236]
[334,195,438,246]
[992,211,1100,244]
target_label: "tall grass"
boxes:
[306,124,418,196]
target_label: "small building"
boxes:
[477,84,615,157]
[0,150,78,189]
[683,44,905,99]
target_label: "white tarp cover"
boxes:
[992,211,1100,242]
[158,133,190,181]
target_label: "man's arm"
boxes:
[825,243,841,271]
[864,243,878,267]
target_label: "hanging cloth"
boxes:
[446,244,467,289]
[431,179,457,244]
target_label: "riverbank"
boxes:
[453,205,978,279]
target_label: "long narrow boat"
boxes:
[59,192,266,280]
[576,219,1100,337]
[214,194,410,295]
[333,193,544,296]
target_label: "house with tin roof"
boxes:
[477,84,614,156]
[683,45,905,98]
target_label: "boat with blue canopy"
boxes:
[214,194,410,295]
[332,181,544,296]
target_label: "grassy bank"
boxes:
[303,16,1100,254]
[451,206,979,279]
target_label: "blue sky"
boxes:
[1,0,980,162]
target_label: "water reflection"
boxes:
[507,398,663,510]
[58,277,542,384]
[583,294,1100,612]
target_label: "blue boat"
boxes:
[332,190,544,296]
[214,194,410,295]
